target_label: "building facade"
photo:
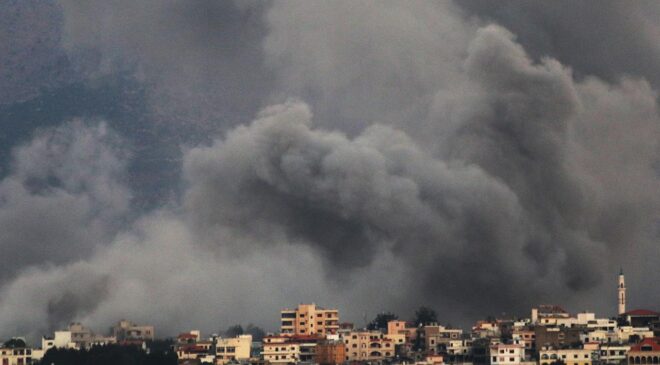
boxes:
[539,348,593,365]
[341,330,395,362]
[490,344,525,365]
[0,347,33,365]
[315,340,346,365]
[628,338,660,365]
[214,334,252,364]
[280,304,339,336]
[111,320,155,341]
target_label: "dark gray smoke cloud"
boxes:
[57,0,271,132]
[0,121,130,281]
[0,0,658,341]
[456,1,660,87]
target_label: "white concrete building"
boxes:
[490,344,525,365]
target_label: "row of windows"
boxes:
[498,349,517,354]
[216,346,236,353]
[492,356,519,362]
[347,343,392,349]
[0,350,31,355]
[347,351,392,358]
[540,353,589,359]
[1,358,30,365]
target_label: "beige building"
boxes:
[341,330,396,362]
[490,344,525,365]
[387,320,416,346]
[214,334,252,364]
[112,320,155,341]
[263,336,300,364]
[424,325,463,353]
[65,323,116,349]
[42,331,77,351]
[598,344,630,364]
[281,304,339,336]
[0,347,33,365]
[539,348,593,365]
[262,335,321,364]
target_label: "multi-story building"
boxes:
[67,322,116,349]
[627,337,660,365]
[437,339,473,364]
[280,304,339,336]
[539,348,593,365]
[598,344,630,364]
[535,326,582,349]
[262,335,321,364]
[174,332,252,365]
[214,334,253,364]
[177,330,202,344]
[511,329,535,356]
[490,344,525,365]
[0,347,33,365]
[341,330,396,362]
[424,325,463,353]
[532,305,571,325]
[473,321,501,338]
[387,320,416,343]
[315,340,346,365]
[111,320,155,341]
[41,331,77,351]
[620,310,660,329]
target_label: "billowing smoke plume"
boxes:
[0,0,659,341]
[0,121,130,282]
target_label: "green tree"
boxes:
[245,324,266,341]
[3,338,26,348]
[224,324,244,338]
[367,312,399,331]
[413,306,437,326]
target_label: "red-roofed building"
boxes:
[628,338,660,364]
[621,310,660,328]
[263,334,323,364]
[178,330,202,344]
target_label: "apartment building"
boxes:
[490,344,525,365]
[262,335,321,364]
[111,320,154,341]
[424,325,463,353]
[535,326,582,349]
[598,344,630,364]
[386,320,416,347]
[341,330,396,362]
[512,329,535,355]
[214,334,252,364]
[41,331,77,351]
[473,321,501,338]
[0,347,33,365]
[280,304,339,336]
[532,305,571,325]
[539,348,593,365]
[315,340,346,365]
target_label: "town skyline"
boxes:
[1,1,659,359]
[1,270,657,364]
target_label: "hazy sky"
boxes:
[0,1,659,341]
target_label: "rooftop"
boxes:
[623,309,660,316]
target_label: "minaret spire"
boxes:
[618,269,626,315]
